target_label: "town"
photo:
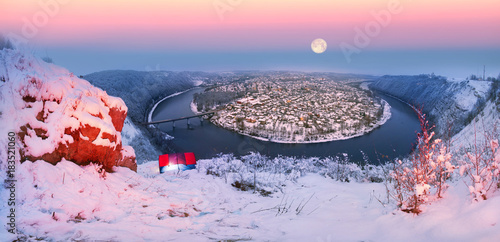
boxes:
[193,76,391,143]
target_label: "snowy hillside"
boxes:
[119,116,164,162]
[3,157,500,241]
[370,74,492,137]
[452,85,500,152]
[1,47,499,240]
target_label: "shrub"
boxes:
[198,152,390,196]
[390,111,455,214]
[460,124,500,201]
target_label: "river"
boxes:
[151,87,420,164]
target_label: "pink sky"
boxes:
[2,0,499,51]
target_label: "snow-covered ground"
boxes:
[452,99,500,153]
[2,158,499,241]
[452,80,491,113]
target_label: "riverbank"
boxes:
[148,88,197,123]
[191,98,392,144]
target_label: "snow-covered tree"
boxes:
[460,124,500,201]
[391,111,455,214]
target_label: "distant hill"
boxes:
[84,70,203,122]
[370,74,495,137]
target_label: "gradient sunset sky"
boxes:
[2,0,499,77]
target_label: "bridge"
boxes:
[140,110,217,126]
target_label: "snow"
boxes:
[121,117,139,146]
[370,75,493,137]
[3,158,499,241]
[222,99,391,144]
[452,99,499,152]
[121,144,136,159]
[190,100,200,114]
[359,81,371,90]
[454,80,490,112]
[0,49,128,162]
[192,79,204,86]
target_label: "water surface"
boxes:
[152,87,420,164]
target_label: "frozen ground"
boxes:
[2,159,499,241]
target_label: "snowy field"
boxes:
[2,158,499,241]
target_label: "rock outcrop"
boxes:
[0,49,137,172]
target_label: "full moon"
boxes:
[311,38,327,54]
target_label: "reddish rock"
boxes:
[8,50,137,172]
[33,128,48,139]
[18,91,136,172]
[117,148,138,172]
[20,125,135,172]
[66,139,122,171]
[80,124,101,142]
[101,132,116,143]
[109,107,126,132]
[36,110,45,122]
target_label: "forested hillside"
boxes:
[370,74,495,137]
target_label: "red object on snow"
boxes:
[159,154,169,168]
[185,152,196,165]
[159,152,196,173]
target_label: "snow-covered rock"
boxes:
[0,49,136,171]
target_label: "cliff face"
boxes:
[0,49,136,171]
[369,75,492,137]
